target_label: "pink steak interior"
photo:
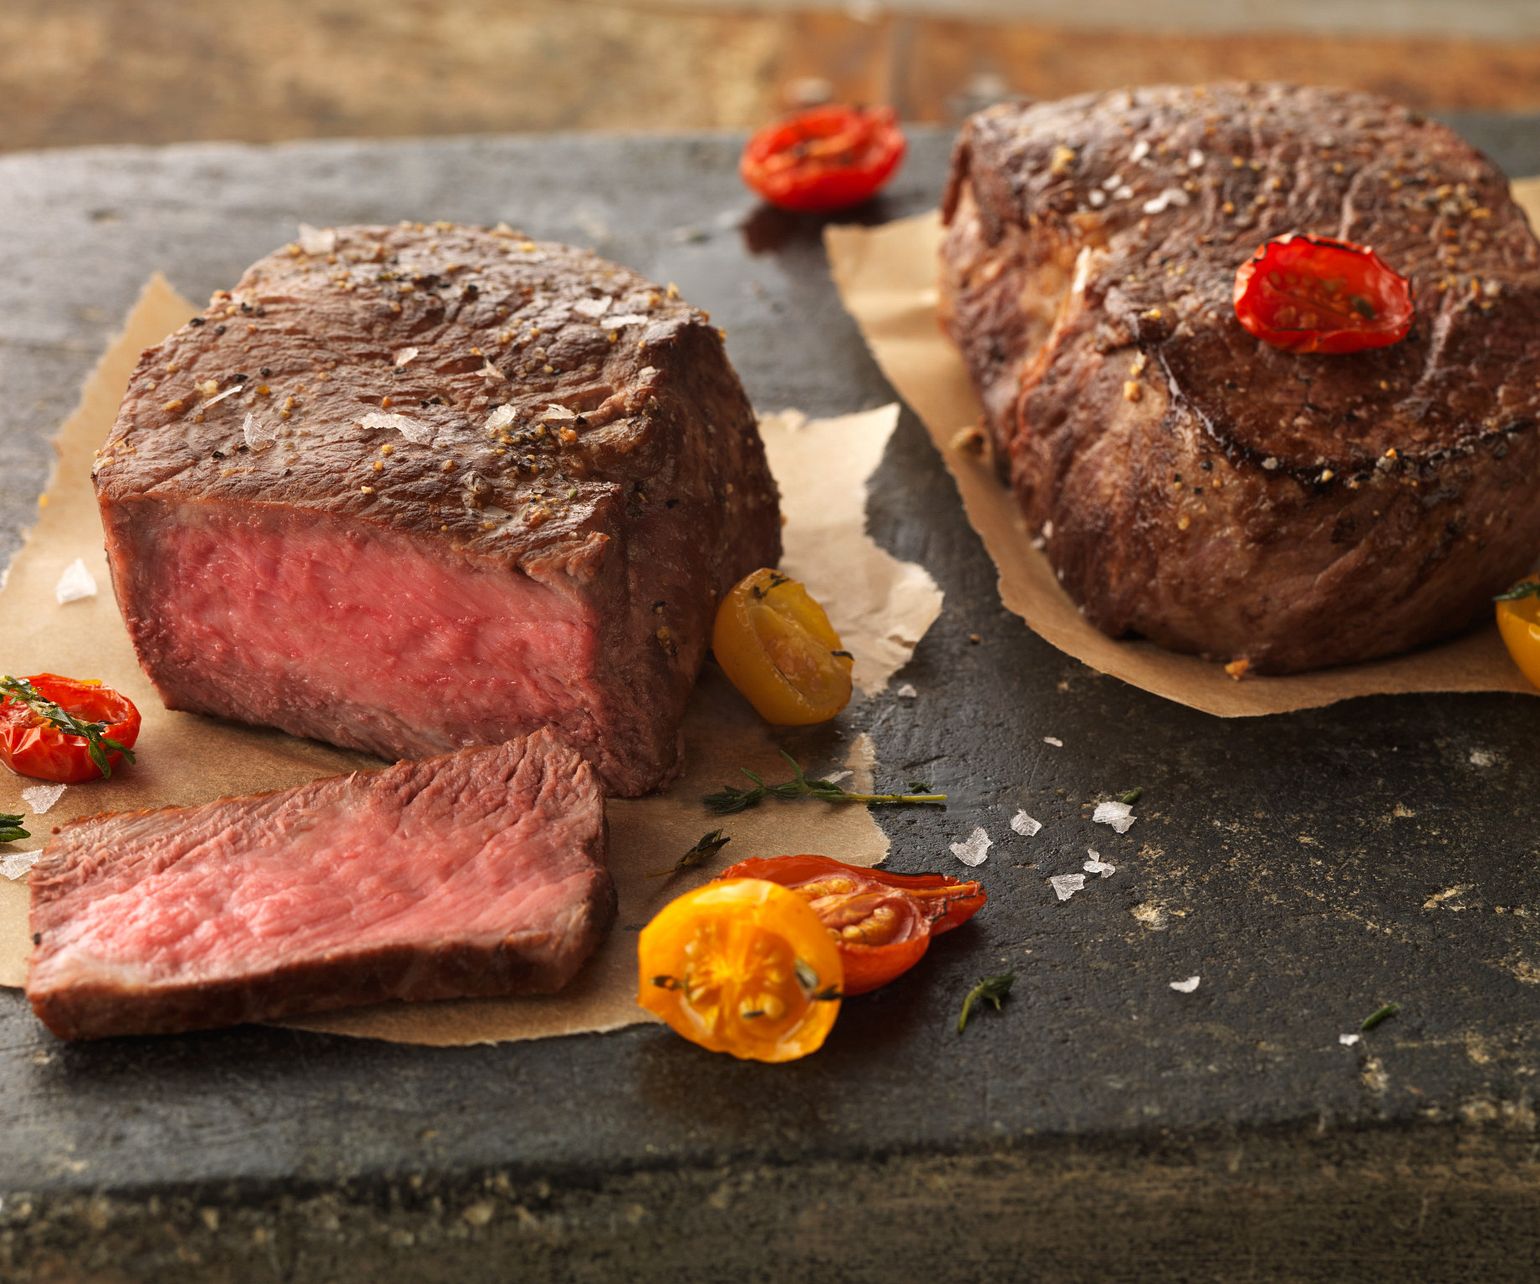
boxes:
[111,500,600,760]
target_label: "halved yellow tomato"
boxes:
[1497,578,1540,690]
[637,878,843,1063]
[712,569,853,725]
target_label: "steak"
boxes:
[26,730,613,1040]
[940,84,1540,673]
[95,224,781,795]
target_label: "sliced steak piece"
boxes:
[27,730,613,1040]
[95,225,781,795]
[940,83,1540,673]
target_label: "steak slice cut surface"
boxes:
[940,83,1540,673]
[26,730,613,1040]
[95,224,782,795]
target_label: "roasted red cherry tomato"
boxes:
[0,674,141,783]
[1497,578,1540,690]
[740,105,906,213]
[1233,234,1413,354]
[716,855,985,995]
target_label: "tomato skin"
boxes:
[637,878,844,1063]
[740,105,906,213]
[0,674,141,783]
[1497,579,1540,690]
[713,568,854,726]
[717,855,986,996]
[1233,234,1413,354]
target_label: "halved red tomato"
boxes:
[1233,234,1413,354]
[0,673,141,782]
[716,855,985,995]
[740,105,906,214]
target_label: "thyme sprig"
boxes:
[0,675,135,779]
[0,813,29,844]
[704,751,947,816]
[1360,1001,1400,1032]
[957,972,1016,1035]
[649,829,731,879]
[1494,581,1540,603]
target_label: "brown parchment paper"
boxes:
[0,276,940,1048]
[823,178,1540,716]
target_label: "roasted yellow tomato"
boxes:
[637,878,843,1063]
[713,569,853,725]
[1497,579,1540,690]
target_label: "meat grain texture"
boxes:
[95,224,781,795]
[940,83,1540,673]
[27,731,613,1040]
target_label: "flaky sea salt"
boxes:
[950,827,992,868]
[393,346,420,368]
[1092,799,1136,834]
[1339,1033,1361,1047]
[1469,749,1497,768]
[360,412,433,445]
[54,558,96,605]
[1010,810,1041,838]
[484,405,519,433]
[606,313,651,328]
[243,412,277,452]
[1043,736,1064,748]
[1049,873,1086,902]
[573,296,612,319]
[1142,187,1191,215]
[1169,975,1201,994]
[1083,849,1116,877]
[896,684,918,699]
[1129,139,1151,163]
[297,223,337,255]
[22,783,65,815]
[540,404,578,422]
[0,848,38,881]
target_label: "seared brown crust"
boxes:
[940,83,1540,673]
[95,224,781,791]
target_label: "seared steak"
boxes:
[27,730,612,1040]
[940,84,1540,673]
[95,224,780,794]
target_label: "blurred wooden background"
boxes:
[3,0,1538,150]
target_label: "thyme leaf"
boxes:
[1494,581,1540,603]
[649,829,731,879]
[957,972,1016,1035]
[0,676,135,780]
[0,813,28,844]
[1119,787,1144,805]
[704,751,947,816]
[1360,1001,1400,1032]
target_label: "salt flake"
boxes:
[360,412,433,445]
[0,848,38,881]
[606,313,651,328]
[540,404,578,422]
[949,827,992,868]
[242,412,277,451]
[1049,873,1086,902]
[393,346,420,368]
[1087,189,1107,209]
[896,684,918,699]
[821,769,852,786]
[1010,810,1041,838]
[1169,975,1201,994]
[1043,736,1064,748]
[54,558,97,605]
[297,223,337,255]
[484,405,519,433]
[1092,799,1135,834]
[1469,749,1497,768]
[22,783,65,815]
[573,296,612,319]
[1142,187,1191,215]
[1083,849,1116,878]
[1129,139,1151,163]
[1187,148,1206,169]
[1339,1033,1361,1047]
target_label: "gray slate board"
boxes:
[0,123,1538,1282]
